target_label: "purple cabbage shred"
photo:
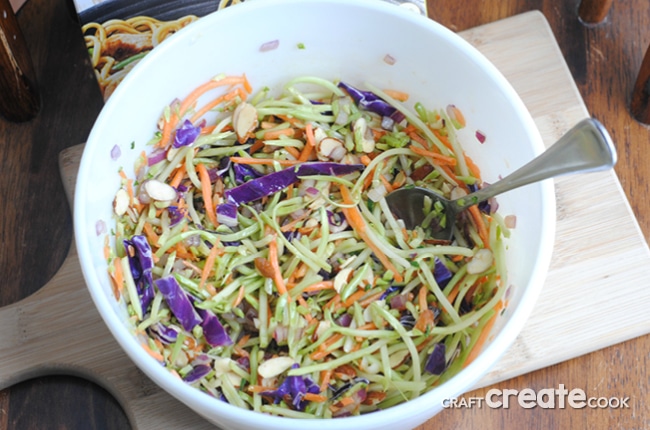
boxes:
[261,364,320,411]
[338,81,406,123]
[224,162,364,206]
[149,322,180,344]
[197,308,233,347]
[433,257,453,287]
[154,276,202,332]
[173,119,201,148]
[424,343,446,375]
[123,235,155,311]
[183,364,212,383]
[233,163,263,185]
[216,202,238,227]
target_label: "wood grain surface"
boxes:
[1,0,649,429]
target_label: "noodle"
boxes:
[82,15,199,99]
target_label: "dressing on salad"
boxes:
[106,73,509,418]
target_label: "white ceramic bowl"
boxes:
[74,0,555,428]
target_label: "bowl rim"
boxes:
[74,0,556,427]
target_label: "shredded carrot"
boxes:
[418,285,428,311]
[410,145,457,166]
[319,369,333,393]
[143,223,160,247]
[299,122,316,161]
[382,89,409,101]
[103,236,111,260]
[268,236,289,298]
[302,280,335,293]
[196,163,218,228]
[169,164,187,189]
[297,296,313,322]
[310,333,344,360]
[465,153,482,178]
[408,130,430,148]
[432,129,453,150]
[446,283,461,305]
[338,396,355,407]
[324,294,341,310]
[248,139,265,154]
[283,145,301,159]
[142,343,164,362]
[109,257,124,300]
[359,154,372,166]
[263,128,295,140]
[463,300,503,367]
[392,172,407,189]
[358,291,384,308]
[199,241,221,290]
[279,211,310,232]
[449,105,466,127]
[190,93,228,123]
[342,289,366,307]
[355,322,378,331]
[229,156,301,166]
[232,285,246,308]
[339,185,403,283]
[379,175,394,193]
[414,308,435,332]
[303,393,328,403]
[468,205,490,249]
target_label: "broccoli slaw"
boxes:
[106,73,509,418]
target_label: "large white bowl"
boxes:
[74,0,555,428]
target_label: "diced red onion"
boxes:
[273,325,289,343]
[304,187,320,198]
[336,312,353,327]
[476,130,487,144]
[183,234,201,248]
[147,149,167,166]
[504,214,517,228]
[259,39,279,52]
[95,220,106,236]
[383,54,396,65]
[446,104,458,123]
[389,294,408,311]
[289,208,307,220]
[110,144,121,160]
[381,115,395,130]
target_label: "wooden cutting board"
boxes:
[1,11,649,429]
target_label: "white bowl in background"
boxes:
[74,0,555,428]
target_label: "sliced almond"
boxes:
[232,102,258,143]
[113,188,130,216]
[466,248,494,274]
[318,137,345,160]
[334,267,353,294]
[258,356,295,379]
[314,320,331,340]
[143,179,178,202]
[388,349,410,368]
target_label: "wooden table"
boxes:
[1,0,648,428]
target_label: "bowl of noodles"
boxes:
[74,0,555,428]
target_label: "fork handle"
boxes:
[460,118,617,210]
